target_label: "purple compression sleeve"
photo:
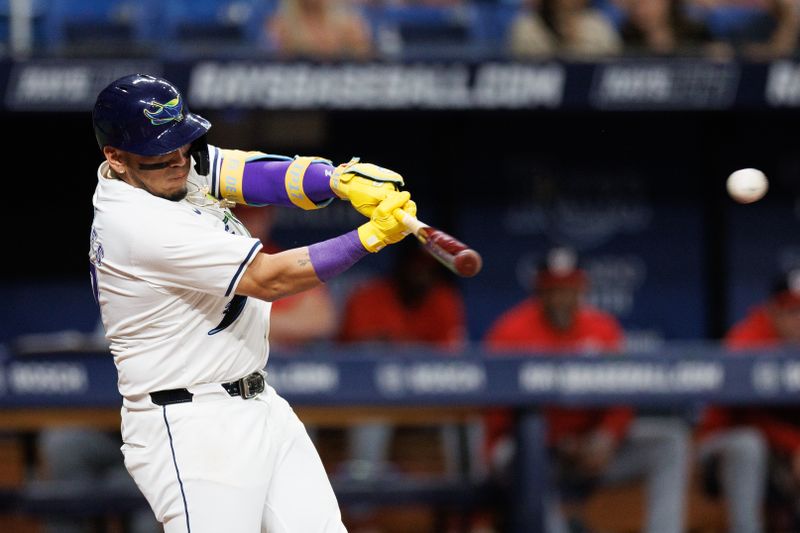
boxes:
[241,160,335,206]
[308,230,368,282]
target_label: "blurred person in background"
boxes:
[266,0,374,59]
[337,239,468,480]
[697,268,800,531]
[508,0,623,59]
[338,239,466,347]
[693,407,769,533]
[233,204,337,349]
[726,268,800,348]
[38,426,162,533]
[483,247,690,533]
[617,0,733,56]
[687,0,800,58]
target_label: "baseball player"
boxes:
[89,74,415,533]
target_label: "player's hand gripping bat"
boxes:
[394,209,483,278]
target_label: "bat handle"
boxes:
[394,208,427,236]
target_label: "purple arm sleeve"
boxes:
[308,230,368,282]
[241,160,335,206]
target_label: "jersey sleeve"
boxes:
[127,205,262,297]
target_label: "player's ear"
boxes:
[104,146,127,175]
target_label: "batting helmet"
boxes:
[92,74,211,174]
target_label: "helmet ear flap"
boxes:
[189,134,210,176]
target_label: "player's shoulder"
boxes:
[487,299,537,333]
[95,185,201,239]
[579,304,619,322]
[577,305,623,335]
[580,304,618,321]
[429,283,465,305]
[724,305,775,348]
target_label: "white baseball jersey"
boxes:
[90,144,271,403]
[91,144,346,532]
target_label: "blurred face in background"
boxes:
[769,302,800,344]
[393,246,441,309]
[626,0,671,30]
[556,0,589,11]
[297,0,328,13]
[541,0,590,15]
[539,285,582,331]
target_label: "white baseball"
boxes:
[726,168,768,204]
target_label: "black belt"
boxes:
[149,371,266,406]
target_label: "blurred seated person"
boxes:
[337,239,468,478]
[338,239,466,348]
[726,268,800,348]
[233,204,337,349]
[266,0,374,60]
[698,268,800,531]
[617,0,734,57]
[687,0,800,58]
[37,206,337,533]
[508,0,623,59]
[484,247,690,533]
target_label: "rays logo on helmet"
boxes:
[144,96,184,125]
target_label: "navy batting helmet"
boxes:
[92,74,211,174]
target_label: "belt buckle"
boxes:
[239,372,265,399]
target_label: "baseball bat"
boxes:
[395,209,483,278]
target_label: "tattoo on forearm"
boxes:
[297,256,311,267]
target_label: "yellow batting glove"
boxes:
[386,199,416,245]
[358,191,415,252]
[331,158,405,217]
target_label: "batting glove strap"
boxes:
[331,159,407,218]
[331,158,405,197]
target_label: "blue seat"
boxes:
[366,3,481,60]
[159,0,276,56]
[591,0,625,30]
[0,0,8,54]
[470,2,520,55]
[703,6,775,42]
[41,0,157,55]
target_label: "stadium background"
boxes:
[1,0,800,532]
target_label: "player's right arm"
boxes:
[236,191,415,302]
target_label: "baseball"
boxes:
[726,168,768,204]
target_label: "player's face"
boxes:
[540,286,581,331]
[108,145,192,202]
[771,304,800,344]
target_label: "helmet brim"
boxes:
[131,112,211,157]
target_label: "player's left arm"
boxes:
[210,147,405,215]
[212,148,335,209]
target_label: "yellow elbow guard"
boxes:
[284,156,334,210]
[219,149,272,205]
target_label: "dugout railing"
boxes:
[0,346,798,532]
